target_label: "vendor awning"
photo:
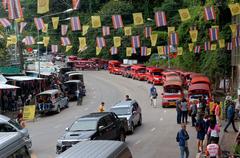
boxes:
[6,76,43,81]
[0,84,19,90]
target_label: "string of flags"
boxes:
[2,0,240,56]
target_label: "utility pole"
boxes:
[15,21,24,71]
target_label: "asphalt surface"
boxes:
[28,71,198,158]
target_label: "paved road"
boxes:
[28,71,197,158]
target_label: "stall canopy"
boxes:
[6,76,43,81]
[0,74,7,84]
[0,84,19,90]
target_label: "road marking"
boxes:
[134,140,142,145]
[160,117,163,121]
[151,128,156,132]
[84,108,88,111]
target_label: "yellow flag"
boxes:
[147,48,151,56]
[42,24,48,33]
[157,46,164,55]
[79,37,87,49]
[66,45,72,52]
[96,47,102,56]
[212,25,219,29]
[113,37,121,47]
[52,17,59,30]
[124,27,132,36]
[177,47,183,55]
[6,40,11,47]
[229,3,240,16]
[82,25,89,36]
[189,30,198,43]
[168,27,175,36]
[211,44,217,51]
[9,35,17,44]
[91,16,101,28]
[15,18,24,23]
[189,43,194,52]
[43,37,50,47]
[230,24,237,37]
[126,47,132,57]
[178,8,191,21]
[219,39,225,48]
[133,13,144,25]
[150,34,158,46]
[37,0,49,14]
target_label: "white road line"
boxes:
[151,128,156,132]
[134,140,142,145]
[84,108,88,111]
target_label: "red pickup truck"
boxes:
[145,67,164,85]
[108,60,121,74]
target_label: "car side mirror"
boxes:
[65,127,69,131]
[98,126,104,131]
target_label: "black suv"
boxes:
[56,112,127,154]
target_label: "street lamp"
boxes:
[37,8,73,91]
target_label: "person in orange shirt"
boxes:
[98,102,105,112]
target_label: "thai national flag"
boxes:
[61,37,71,46]
[204,42,211,51]
[72,0,80,10]
[132,48,137,54]
[0,18,11,27]
[236,25,240,37]
[22,36,35,45]
[204,6,216,21]
[2,0,7,10]
[7,0,23,19]
[163,45,170,55]
[70,16,81,31]
[155,11,167,27]
[144,27,152,38]
[131,36,141,48]
[110,47,117,55]
[227,42,233,50]
[20,22,27,33]
[141,47,147,56]
[102,26,110,36]
[234,37,240,48]
[96,37,106,48]
[61,25,68,36]
[170,32,178,45]
[51,45,58,53]
[194,46,201,53]
[209,28,219,41]
[34,18,45,30]
[112,15,124,29]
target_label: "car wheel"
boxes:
[119,130,125,142]
[138,115,142,126]
[130,122,134,134]
[56,106,61,113]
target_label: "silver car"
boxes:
[110,100,142,134]
[0,114,32,149]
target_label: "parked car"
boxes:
[56,140,132,158]
[68,72,84,85]
[0,114,32,149]
[63,80,86,100]
[68,55,78,61]
[190,75,211,88]
[145,67,164,85]
[36,89,69,114]
[162,80,184,108]
[108,60,121,74]
[56,112,127,154]
[75,60,100,71]
[0,132,31,158]
[132,66,146,81]
[110,100,142,134]
[119,64,131,76]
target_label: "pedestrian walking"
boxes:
[195,114,206,153]
[224,101,238,132]
[205,139,221,158]
[75,89,82,106]
[98,102,105,112]
[176,100,182,124]
[150,85,158,108]
[190,100,197,126]
[176,123,189,158]
[181,98,188,123]
[207,120,220,144]
[125,95,132,101]
[16,96,23,110]
[214,101,221,126]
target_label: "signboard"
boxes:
[23,105,36,121]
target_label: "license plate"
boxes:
[169,102,175,106]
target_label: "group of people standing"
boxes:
[176,95,239,158]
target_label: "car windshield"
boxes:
[138,69,145,73]
[111,107,131,115]
[190,94,208,100]
[153,72,161,76]
[164,88,181,94]
[69,119,97,131]
[9,119,22,130]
